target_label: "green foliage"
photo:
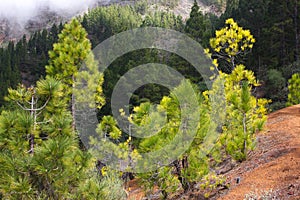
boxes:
[264,69,287,110]
[80,5,185,117]
[1,1,294,198]
[287,73,300,106]
[5,77,69,147]
[0,19,120,197]
[205,20,268,161]
[134,19,267,197]
[199,173,226,198]
[98,115,122,140]
[0,23,63,107]
[139,167,181,199]
[74,51,105,110]
[46,18,105,136]
[122,18,268,198]
[219,65,268,161]
[141,11,184,30]
[134,0,148,15]
[46,19,91,97]
[185,0,213,47]
[81,4,143,46]
[0,78,99,199]
[131,81,215,197]
[207,18,255,72]
[0,74,127,199]
[0,42,20,106]
[0,0,299,118]
[219,0,300,106]
[95,169,127,200]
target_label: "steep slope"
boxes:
[218,104,300,199]
[127,105,300,199]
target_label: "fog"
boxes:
[0,0,110,23]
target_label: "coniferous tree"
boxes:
[207,18,256,73]
[287,73,300,106]
[46,19,105,126]
[205,18,268,161]
[185,0,212,47]
[5,81,127,199]
[46,19,91,97]
[215,65,268,161]
[0,77,113,199]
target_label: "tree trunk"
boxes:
[242,112,247,160]
[29,89,35,155]
[72,75,76,130]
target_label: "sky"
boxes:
[0,0,107,23]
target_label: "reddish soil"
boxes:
[127,105,300,200]
[219,104,300,200]
[127,179,145,200]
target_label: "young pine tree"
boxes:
[205,19,268,161]
[0,77,109,199]
[185,0,212,47]
[46,18,105,127]
[287,73,300,106]
[206,18,256,73]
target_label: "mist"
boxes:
[0,0,108,22]
[0,0,114,39]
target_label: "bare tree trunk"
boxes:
[243,112,247,160]
[29,89,35,155]
[16,86,51,155]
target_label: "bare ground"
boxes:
[218,104,300,200]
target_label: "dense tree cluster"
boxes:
[0,23,63,107]
[0,41,20,106]
[219,0,300,109]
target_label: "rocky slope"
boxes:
[0,5,76,44]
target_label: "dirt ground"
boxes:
[127,105,300,200]
[218,104,300,200]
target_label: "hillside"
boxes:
[127,105,300,199]
[218,104,300,200]
[0,1,299,199]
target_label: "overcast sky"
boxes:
[0,0,106,23]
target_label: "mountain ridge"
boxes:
[0,0,223,44]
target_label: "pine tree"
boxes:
[0,76,125,199]
[185,0,212,47]
[220,0,272,73]
[207,18,256,73]
[217,65,268,161]
[46,19,92,97]
[1,78,93,198]
[129,81,217,197]
[46,19,105,126]
[205,19,269,161]
[287,73,300,106]
[0,18,123,199]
